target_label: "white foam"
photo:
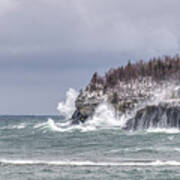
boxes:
[33,118,68,132]
[33,113,180,134]
[0,123,27,130]
[174,148,180,152]
[33,118,91,132]
[34,103,130,133]
[146,128,180,134]
[52,83,180,132]
[57,88,79,119]
[1,159,180,167]
[86,103,128,128]
[149,83,180,105]
[11,123,26,129]
[76,84,180,132]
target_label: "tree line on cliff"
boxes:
[87,55,180,92]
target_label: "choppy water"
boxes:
[1,115,180,179]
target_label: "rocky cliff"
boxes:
[124,102,180,130]
[71,56,180,130]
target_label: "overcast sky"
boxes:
[1,0,180,115]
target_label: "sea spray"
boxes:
[86,102,128,128]
[57,88,79,119]
[45,103,129,132]
[55,84,180,132]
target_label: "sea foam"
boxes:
[146,128,180,134]
[1,159,180,167]
[33,118,96,132]
[0,123,27,130]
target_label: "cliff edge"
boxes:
[71,56,180,130]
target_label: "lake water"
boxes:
[1,115,180,179]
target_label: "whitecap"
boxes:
[1,159,180,167]
[174,148,180,152]
[33,118,92,132]
[0,123,27,130]
[146,128,180,134]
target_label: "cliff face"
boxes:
[124,102,180,130]
[71,93,104,124]
[71,56,180,130]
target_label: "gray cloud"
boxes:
[0,0,180,58]
[1,0,180,114]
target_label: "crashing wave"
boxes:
[86,103,125,127]
[69,80,180,131]
[57,88,79,119]
[54,83,180,132]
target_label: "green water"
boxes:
[1,116,180,180]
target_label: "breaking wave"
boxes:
[33,119,74,132]
[36,85,180,133]
[84,102,129,129]
[1,159,180,167]
[146,128,180,134]
[34,118,97,132]
[55,88,129,132]
[57,88,79,119]
[36,85,180,132]
[34,102,129,132]
[32,118,180,134]
[0,123,27,130]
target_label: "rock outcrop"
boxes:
[124,102,180,130]
[71,82,180,130]
[71,92,104,124]
[70,56,180,130]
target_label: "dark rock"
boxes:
[70,56,180,130]
[124,103,180,130]
[71,93,103,124]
